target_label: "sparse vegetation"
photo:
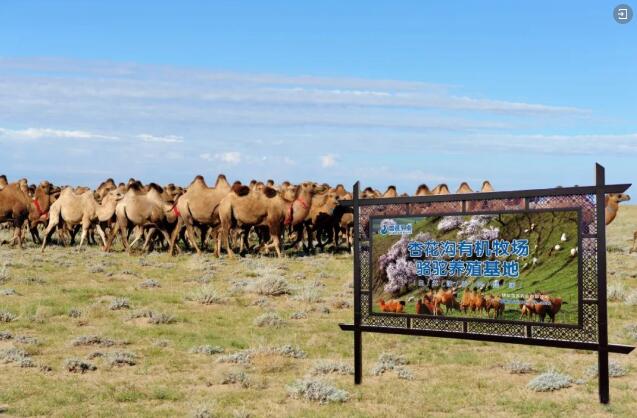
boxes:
[186,286,223,304]
[311,360,354,376]
[0,309,17,322]
[608,282,626,302]
[253,312,285,327]
[110,297,130,310]
[127,309,176,324]
[106,351,137,367]
[64,358,96,373]
[0,347,35,367]
[140,278,161,288]
[190,345,224,355]
[68,307,82,318]
[250,276,290,296]
[586,360,629,378]
[0,263,11,283]
[371,352,409,376]
[504,359,534,374]
[527,369,573,392]
[221,370,252,388]
[72,335,115,347]
[287,378,349,404]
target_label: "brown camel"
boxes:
[432,287,460,314]
[104,182,177,253]
[217,182,318,258]
[301,187,341,252]
[0,180,53,247]
[485,295,505,318]
[41,188,122,251]
[168,174,232,255]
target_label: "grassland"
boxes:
[0,207,636,417]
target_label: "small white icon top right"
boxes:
[614,4,633,24]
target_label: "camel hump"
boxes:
[233,184,250,196]
[263,187,278,198]
[191,175,207,187]
[481,180,494,192]
[127,181,143,192]
[456,182,473,193]
[147,183,164,193]
[416,184,430,195]
[215,174,228,186]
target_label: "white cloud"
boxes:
[200,151,242,165]
[0,127,118,141]
[136,134,184,143]
[320,154,337,168]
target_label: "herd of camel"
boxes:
[379,287,566,323]
[0,173,634,257]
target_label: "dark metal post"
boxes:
[595,163,610,404]
[352,181,362,384]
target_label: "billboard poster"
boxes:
[371,210,580,325]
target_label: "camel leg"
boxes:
[78,220,90,250]
[168,219,181,256]
[117,220,130,253]
[141,228,156,253]
[184,221,202,255]
[104,224,118,252]
[222,225,234,258]
[40,221,58,253]
[95,224,107,250]
[271,233,282,258]
[128,226,144,250]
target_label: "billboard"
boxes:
[339,165,634,404]
[370,210,580,325]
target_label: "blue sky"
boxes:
[0,1,635,192]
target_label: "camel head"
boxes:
[334,184,347,196]
[232,183,251,197]
[281,185,297,201]
[606,193,631,206]
[312,182,330,194]
[324,191,340,211]
[126,180,144,193]
[266,179,275,187]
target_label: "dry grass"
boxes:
[0,206,636,416]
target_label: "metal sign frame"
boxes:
[339,164,634,404]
